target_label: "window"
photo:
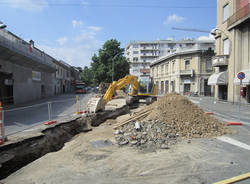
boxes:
[161,65,164,74]
[206,59,212,70]
[185,60,190,70]
[223,38,229,55]
[166,64,169,72]
[143,59,146,62]
[133,44,139,48]
[172,61,175,73]
[223,4,229,22]
[133,57,138,62]
[133,51,139,54]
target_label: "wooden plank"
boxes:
[213,172,250,184]
[113,110,151,129]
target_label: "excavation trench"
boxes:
[0,106,129,179]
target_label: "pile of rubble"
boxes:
[114,120,178,150]
[114,93,228,150]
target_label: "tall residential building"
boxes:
[151,43,215,95]
[208,0,250,103]
[126,40,215,78]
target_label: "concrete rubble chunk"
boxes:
[114,93,228,151]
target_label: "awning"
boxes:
[234,70,250,85]
[208,71,228,86]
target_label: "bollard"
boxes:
[76,95,80,115]
[47,102,52,121]
[0,101,6,145]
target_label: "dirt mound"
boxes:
[146,93,227,138]
[114,93,228,151]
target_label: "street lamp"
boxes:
[0,21,7,29]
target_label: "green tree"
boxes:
[91,39,130,84]
[81,66,93,85]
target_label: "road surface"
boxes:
[4,93,93,135]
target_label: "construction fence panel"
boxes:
[3,95,88,136]
[4,102,49,136]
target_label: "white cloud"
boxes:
[88,26,102,32]
[6,0,48,12]
[81,0,89,8]
[56,36,68,46]
[164,14,185,25]
[72,20,84,28]
[38,23,103,67]
[198,34,215,41]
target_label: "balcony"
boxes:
[141,54,158,57]
[227,3,250,29]
[212,55,228,67]
[140,47,159,51]
[180,69,194,77]
[0,30,56,72]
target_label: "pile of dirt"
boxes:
[99,82,110,94]
[114,90,128,98]
[114,93,228,151]
[146,93,228,138]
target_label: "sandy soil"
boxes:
[3,116,237,184]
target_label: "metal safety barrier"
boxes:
[0,94,89,144]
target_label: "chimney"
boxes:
[29,40,34,47]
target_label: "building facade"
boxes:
[53,60,72,94]
[126,40,215,78]
[151,44,215,96]
[209,0,250,103]
[0,29,56,105]
[0,29,81,105]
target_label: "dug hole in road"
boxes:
[2,93,250,184]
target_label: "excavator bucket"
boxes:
[87,97,105,113]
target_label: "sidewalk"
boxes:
[188,96,250,126]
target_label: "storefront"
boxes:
[208,71,228,100]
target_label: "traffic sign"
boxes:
[237,72,245,80]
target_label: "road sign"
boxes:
[237,72,246,80]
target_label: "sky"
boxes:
[0,0,217,67]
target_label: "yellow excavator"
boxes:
[87,75,157,113]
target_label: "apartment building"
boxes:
[126,40,214,78]
[208,0,250,103]
[151,43,215,95]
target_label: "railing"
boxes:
[0,30,56,69]
[140,47,159,51]
[227,3,250,27]
[212,55,228,67]
[180,69,194,76]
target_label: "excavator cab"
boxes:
[138,76,155,95]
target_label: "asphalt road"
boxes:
[3,92,93,136]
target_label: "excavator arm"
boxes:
[87,75,139,113]
[103,75,139,104]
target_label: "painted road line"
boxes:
[217,136,250,151]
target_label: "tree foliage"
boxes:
[81,39,130,85]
